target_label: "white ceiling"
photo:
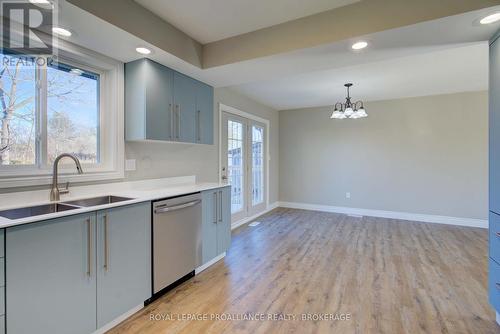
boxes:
[230,43,488,110]
[59,1,498,110]
[133,0,359,43]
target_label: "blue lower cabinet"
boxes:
[6,214,97,334]
[490,258,500,312]
[6,203,152,334]
[96,203,151,327]
[201,186,231,265]
[490,212,500,264]
[201,190,218,265]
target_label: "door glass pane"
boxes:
[227,120,244,213]
[47,63,100,164]
[0,55,36,165]
[251,125,264,205]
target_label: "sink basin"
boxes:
[63,195,133,207]
[0,203,79,220]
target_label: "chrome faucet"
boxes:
[50,153,84,201]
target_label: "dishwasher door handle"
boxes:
[154,200,201,214]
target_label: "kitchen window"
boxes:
[0,44,124,187]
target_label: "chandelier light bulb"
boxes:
[330,84,367,120]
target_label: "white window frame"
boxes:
[0,39,124,188]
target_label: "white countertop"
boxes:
[0,176,229,228]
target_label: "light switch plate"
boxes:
[125,159,136,171]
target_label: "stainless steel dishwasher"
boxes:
[152,193,202,296]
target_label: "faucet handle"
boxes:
[59,181,70,195]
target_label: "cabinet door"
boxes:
[96,202,151,327]
[173,72,197,143]
[491,37,500,215]
[195,82,214,144]
[201,190,218,265]
[217,187,232,254]
[146,60,174,141]
[6,214,97,334]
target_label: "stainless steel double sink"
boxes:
[0,195,134,220]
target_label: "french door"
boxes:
[221,112,267,223]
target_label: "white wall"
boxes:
[279,91,488,220]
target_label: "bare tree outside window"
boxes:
[0,54,100,167]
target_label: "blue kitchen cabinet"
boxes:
[201,186,231,265]
[125,58,174,141]
[217,186,231,254]
[490,30,500,318]
[201,190,218,264]
[96,202,151,327]
[173,72,197,143]
[491,33,500,216]
[6,203,152,334]
[6,213,98,334]
[125,58,214,144]
[196,81,214,144]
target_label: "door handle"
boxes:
[213,192,218,223]
[218,190,223,222]
[169,103,173,139]
[154,200,201,214]
[197,110,201,142]
[176,104,181,139]
[103,214,109,271]
[86,218,92,277]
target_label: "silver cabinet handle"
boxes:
[218,190,223,222]
[169,103,173,139]
[154,200,201,214]
[197,110,201,142]
[86,218,92,277]
[178,105,181,138]
[103,214,109,271]
[213,192,217,223]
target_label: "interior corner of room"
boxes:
[0,0,498,333]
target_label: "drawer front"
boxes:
[490,212,500,263]
[490,258,500,312]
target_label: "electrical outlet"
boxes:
[125,159,136,171]
[346,192,351,199]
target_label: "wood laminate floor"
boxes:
[109,208,498,334]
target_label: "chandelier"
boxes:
[330,83,367,119]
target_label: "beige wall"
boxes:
[279,91,488,219]
[125,87,280,204]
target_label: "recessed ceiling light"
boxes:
[136,47,152,55]
[352,41,368,50]
[480,13,500,25]
[52,27,72,37]
[29,0,54,9]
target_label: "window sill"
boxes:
[0,170,125,189]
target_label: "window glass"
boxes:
[47,63,100,164]
[0,55,36,165]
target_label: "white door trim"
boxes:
[218,103,271,212]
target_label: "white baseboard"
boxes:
[195,252,226,274]
[231,202,279,230]
[93,304,144,334]
[278,201,488,229]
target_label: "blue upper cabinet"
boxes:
[173,72,197,143]
[491,34,500,215]
[196,81,214,144]
[125,58,214,144]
